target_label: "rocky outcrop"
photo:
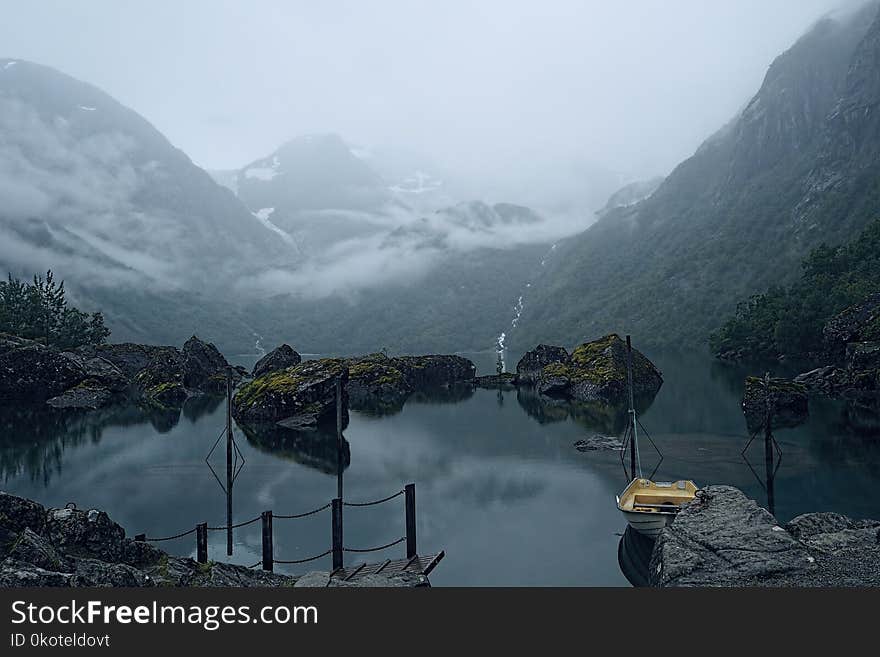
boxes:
[0,335,242,411]
[232,359,349,430]
[473,372,518,389]
[795,341,880,397]
[517,335,663,404]
[133,336,240,406]
[345,354,412,410]
[0,492,427,587]
[742,376,809,432]
[516,345,569,384]
[252,344,302,379]
[650,486,880,587]
[343,353,475,412]
[823,293,880,363]
[0,345,88,402]
[181,335,235,393]
[391,355,476,388]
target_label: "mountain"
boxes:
[512,2,880,351]
[0,58,293,348]
[596,177,664,218]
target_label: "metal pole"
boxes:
[261,511,273,572]
[331,498,343,570]
[626,335,637,479]
[763,372,775,515]
[405,483,417,559]
[226,367,233,556]
[336,377,344,501]
[196,523,208,563]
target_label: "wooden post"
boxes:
[626,335,636,480]
[331,498,343,570]
[196,523,208,563]
[405,483,417,559]
[261,511,273,572]
[226,368,234,557]
[763,371,776,515]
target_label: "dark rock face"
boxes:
[516,345,569,384]
[517,335,663,404]
[795,341,880,397]
[232,359,349,429]
[650,486,880,587]
[253,344,302,379]
[742,376,809,432]
[392,355,476,388]
[473,372,518,389]
[345,354,412,410]
[0,345,87,402]
[0,492,427,587]
[182,335,236,393]
[823,293,880,363]
[135,348,188,405]
[344,353,475,412]
[75,343,170,378]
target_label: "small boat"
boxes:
[615,335,698,538]
[616,478,697,538]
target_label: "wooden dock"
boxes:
[329,552,445,584]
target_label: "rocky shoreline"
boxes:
[0,492,427,587]
[650,486,880,587]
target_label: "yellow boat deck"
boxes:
[617,479,697,513]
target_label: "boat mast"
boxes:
[626,335,641,479]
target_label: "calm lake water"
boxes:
[1,350,878,586]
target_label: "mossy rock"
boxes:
[232,359,348,427]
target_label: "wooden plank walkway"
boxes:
[330,551,445,583]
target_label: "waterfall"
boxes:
[493,242,558,371]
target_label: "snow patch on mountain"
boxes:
[244,155,280,181]
[252,207,297,249]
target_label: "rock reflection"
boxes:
[238,423,350,475]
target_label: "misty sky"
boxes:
[0,0,863,179]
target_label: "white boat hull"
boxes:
[619,509,676,538]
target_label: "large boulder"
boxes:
[742,376,809,432]
[0,345,86,402]
[252,344,302,379]
[518,335,663,404]
[516,344,569,384]
[181,335,236,393]
[135,348,188,405]
[75,343,171,378]
[650,486,880,587]
[232,359,349,429]
[391,355,476,388]
[345,353,412,410]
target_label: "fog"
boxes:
[0,0,860,203]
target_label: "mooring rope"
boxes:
[274,502,332,519]
[207,515,261,531]
[343,489,405,507]
[343,536,406,553]
[142,527,197,542]
[273,549,333,565]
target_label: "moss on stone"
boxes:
[234,359,346,410]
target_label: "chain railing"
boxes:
[134,483,418,573]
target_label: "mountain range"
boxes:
[6,3,880,358]
[511,1,880,351]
